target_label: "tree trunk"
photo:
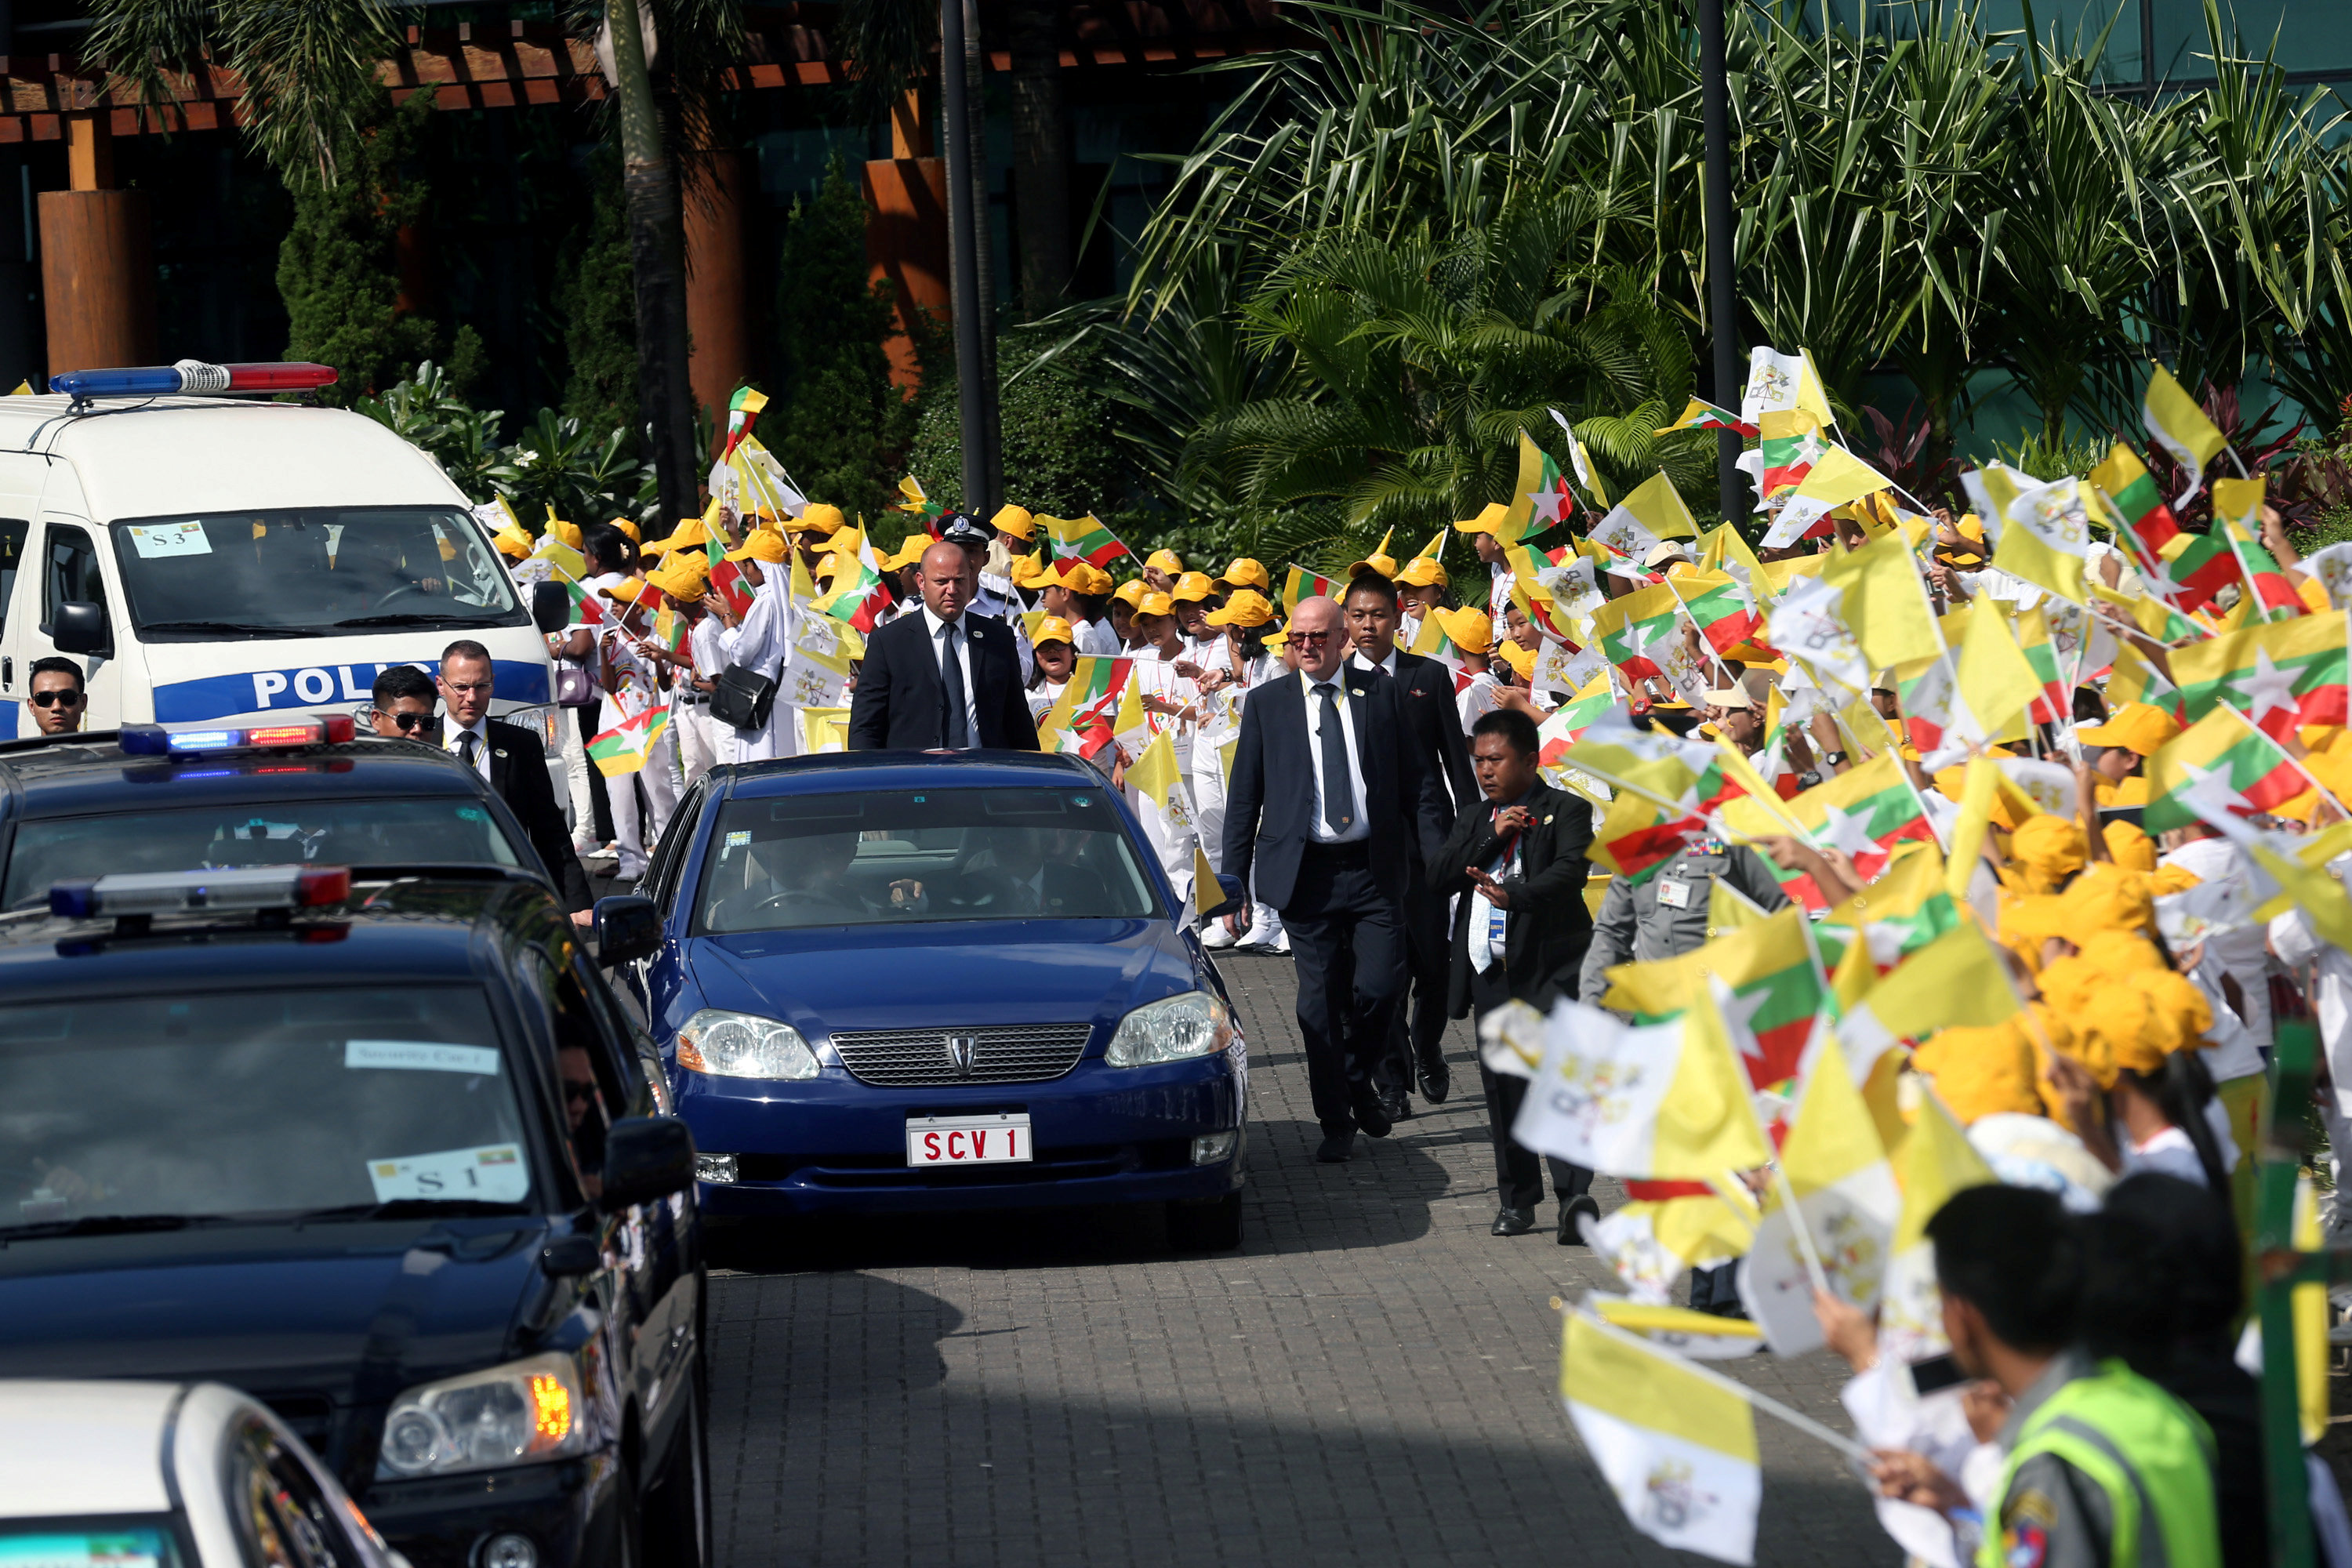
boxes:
[963,0,1002,511]
[607,0,699,527]
[1007,0,1068,318]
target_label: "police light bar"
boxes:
[49,865,352,920]
[118,714,355,757]
[48,360,339,401]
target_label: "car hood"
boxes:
[684,916,1203,1038]
[0,1219,548,1406]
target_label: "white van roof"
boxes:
[0,394,470,520]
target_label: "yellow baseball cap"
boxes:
[546,517,583,550]
[881,535,931,571]
[1497,639,1536,677]
[1261,625,1290,649]
[1112,579,1147,608]
[1205,589,1275,628]
[991,504,1037,540]
[795,503,845,535]
[1345,551,1399,580]
[1033,615,1074,646]
[1011,553,1054,589]
[601,577,655,606]
[608,516,642,544]
[2078,702,2179,757]
[642,515,710,556]
[1218,557,1271,593]
[1433,604,1493,655]
[648,561,707,602]
[1145,548,1185,575]
[1134,590,1177,618]
[724,529,789,564]
[1076,563,1114,597]
[1171,571,1219,603]
[1396,557,1447,588]
[492,524,534,559]
[1452,502,1510,536]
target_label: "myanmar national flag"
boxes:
[1673,572,1763,655]
[2159,529,2242,613]
[1592,581,1683,680]
[2165,614,2348,739]
[1518,429,1577,535]
[1600,905,1826,1089]
[2143,705,2308,832]
[1536,677,1617,771]
[559,572,607,626]
[2088,443,2182,557]
[1589,792,1705,884]
[1044,513,1132,568]
[1755,408,1830,497]
[1282,564,1340,612]
[2213,477,2303,624]
[703,538,757,619]
[2014,607,2068,724]
[1654,396,1759,439]
[588,704,670,777]
[1722,752,1937,909]
[1812,843,1962,977]
[1036,655,1133,746]
[1559,716,1748,816]
[813,531,893,632]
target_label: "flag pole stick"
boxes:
[1571,1307,1875,1464]
[2216,700,2349,821]
[1769,1163,1837,1300]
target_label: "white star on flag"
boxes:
[1526,485,1571,526]
[2241,645,2300,733]
[1813,800,1884,862]
[1709,975,1775,1063]
[2178,758,2254,821]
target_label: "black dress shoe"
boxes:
[1351,1091,1393,1139]
[1378,1084,1411,1123]
[1490,1207,1536,1236]
[1417,1056,1450,1104]
[1316,1134,1355,1163]
[1558,1193,1600,1245]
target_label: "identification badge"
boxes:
[1657,878,1693,909]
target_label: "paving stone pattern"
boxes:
[704,952,1891,1566]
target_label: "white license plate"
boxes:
[906,1113,1033,1167]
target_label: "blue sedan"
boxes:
[630,750,1248,1249]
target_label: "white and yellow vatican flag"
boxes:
[1583,1183,1760,1306]
[1590,1294,1766,1360]
[1876,1085,1994,1364]
[1737,1028,1901,1356]
[1562,1308,1761,1564]
[1513,993,1772,1181]
[1125,728,1196,895]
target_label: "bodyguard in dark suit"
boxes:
[1343,570,1477,1117]
[1430,707,1599,1240]
[849,539,1039,751]
[1221,596,1452,1162]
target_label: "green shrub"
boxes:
[557,147,640,441]
[905,332,1138,547]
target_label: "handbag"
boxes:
[710,662,778,731]
[552,661,597,707]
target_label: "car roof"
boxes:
[717,749,1100,799]
[0,873,563,996]
[0,1378,181,1516]
[0,733,487,820]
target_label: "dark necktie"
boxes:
[940,625,968,747]
[459,731,478,773]
[1315,683,1352,835]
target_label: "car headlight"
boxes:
[375,1352,588,1479]
[1105,991,1232,1068]
[503,702,563,750]
[675,1007,820,1080]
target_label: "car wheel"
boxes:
[1167,1192,1243,1251]
[644,1372,711,1568]
[600,1447,644,1568]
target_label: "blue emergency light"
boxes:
[49,865,352,920]
[117,715,356,757]
[48,360,338,402]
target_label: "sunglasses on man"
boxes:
[27,690,82,710]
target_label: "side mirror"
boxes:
[52,601,108,657]
[532,581,570,635]
[599,1116,694,1211]
[540,1233,601,1276]
[593,895,660,967]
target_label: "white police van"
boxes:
[0,361,559,744]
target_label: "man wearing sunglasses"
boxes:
[25,658,85,737]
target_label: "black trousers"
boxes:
[1472,969,1593,1212]
[1281,843,1405,1138]
[1374,861,1452,1093]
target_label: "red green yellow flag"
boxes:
[1281,564,1339,612]
[2164,614,2348,739]
[1592,581,1683,680]
[1536,678,1618,771]
[2143,704,2308,832]
[2088,443,2181,557]
[1599,906,1826,1088]
[1043,513,1132,568]
[1721,752,1937,909]
[2212,477,2303,624]
[588,704,670,777]
[1654,397,1759,438]
[1589,793,1705,884]
[2013,607,2067,724]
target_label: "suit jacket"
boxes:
[1358,649,1478,854]
[1428,780,1595,1017]
[486,719,594,913]
[1221,666,1450,911]
[848,608,1040,751]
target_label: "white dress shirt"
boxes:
[920,604,981,746]
[1301,669,1370,844]
[445,714,492,780]
[1349,648,1399,681]
[1466,797,1529,973]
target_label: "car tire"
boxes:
[600,1447,644,1568]
[1167,1192,1243,1251]
[644,1372,711,1568]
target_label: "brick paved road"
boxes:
[704,952,1890,1566]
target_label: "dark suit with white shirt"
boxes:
[848,605,1039,751]
[1222,666,1450,1139]
[448,717,594,913]
[1354,648,1478,1102]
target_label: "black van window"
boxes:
[40,523,105,638]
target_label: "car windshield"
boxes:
[0,986,537,1229]
[1,799,523,911]
[694,786,1160,934]
[108,506,524,638]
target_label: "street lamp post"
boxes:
[1699,0,1743,524]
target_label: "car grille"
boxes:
[829,1023,1094,1087]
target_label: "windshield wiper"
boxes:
[0,1213,234,1241]
[328,613,488,630]
[293,1199,532,1224]
[139,620,317,639]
